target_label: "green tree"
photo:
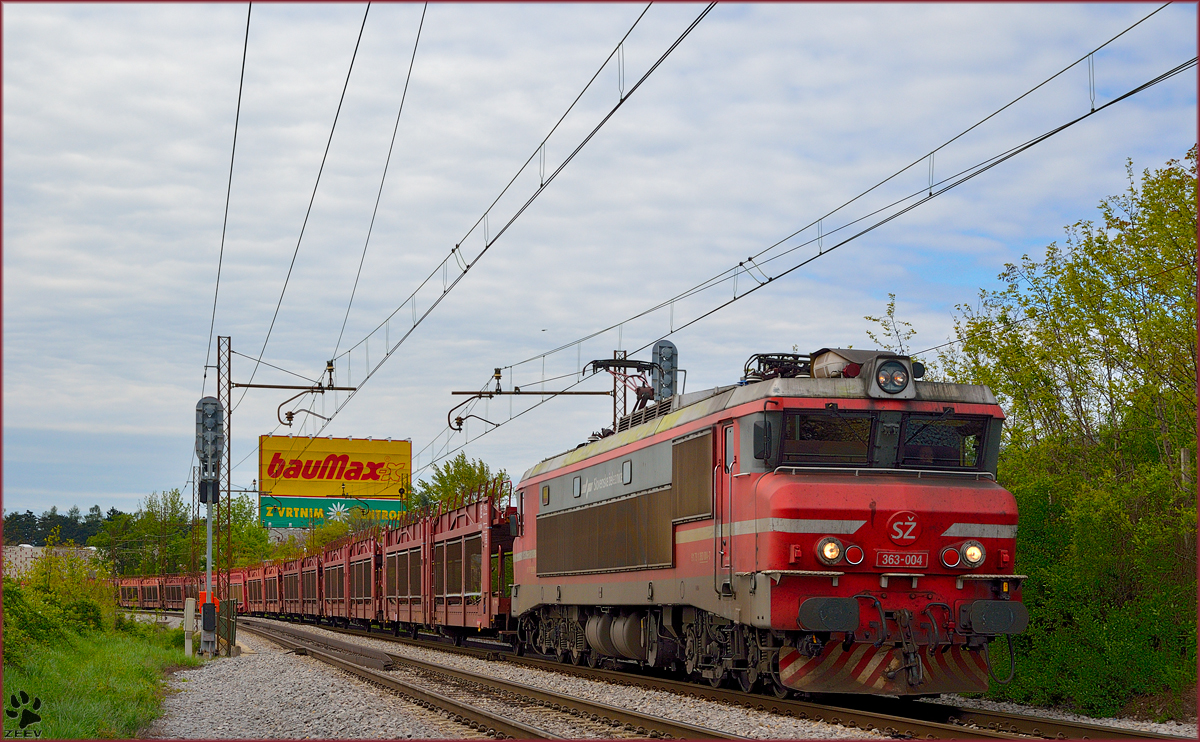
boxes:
[227,494,270,567]
[89,491,192,575]
[3,510,40,545]
[89,510,140,576]
[864,292,937,377]
[137,489,192,575]
[864,292,916,354]
[940,147,1197,716]
[413,453,506,509]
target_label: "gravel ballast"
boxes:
[146,632,464,739]
[255,622,882,739]
[264,621,1198,740]
[146,613,1195,739]
[928,694,1197,739]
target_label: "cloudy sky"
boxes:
[3,2,1196,517]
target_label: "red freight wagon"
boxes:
[264,563,281,615]
[139,577,163,609]
[428,481,518,641]
[118,577,140,608]
[384,516,426,632]
[186,572,202,603]
[301,554,323,619]
[246,565,265,614]
[282,558,302,616]
[348,530,383,628]
[323,541,350,624]
[228,568,247,613]
[164,575,189,610]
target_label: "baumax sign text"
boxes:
[259,435,411,499]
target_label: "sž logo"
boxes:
[886,511,921,546]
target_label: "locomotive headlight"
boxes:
[817,537,843,565]
[961,541,986,567]
[875,361,910,394]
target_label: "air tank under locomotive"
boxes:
[509,347,1028,696]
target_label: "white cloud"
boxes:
[3,2,1195,513]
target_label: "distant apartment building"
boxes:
[3,544,99,579]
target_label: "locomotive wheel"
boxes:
[708,669,727,688]
[735,670,757,693]
[586,650,601,668]
[770,674,790,698]
[570,648,586,665]
[683,625,699,675]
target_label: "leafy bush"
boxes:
[937,147,1197,717]
[63,598,104,632]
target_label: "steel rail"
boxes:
[238,621,552,739]
[131,610,1191,740]
[321,623,1166,741]
[244,618,743,740]
[500,652,1189,741]
[379,648,748,741]
[286,621,1006,740]
[840,697,1193,741]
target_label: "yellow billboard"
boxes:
[259,435,411,500]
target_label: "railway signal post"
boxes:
[195,395,225,657]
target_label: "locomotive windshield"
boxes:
[781,410,991,470]
[899,414,987,469]
[782,413,872,465]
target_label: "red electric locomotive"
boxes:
[510,348,1027,696]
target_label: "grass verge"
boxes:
[2,625,202,739]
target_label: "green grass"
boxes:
[2,626,203,739]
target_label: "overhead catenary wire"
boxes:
[328,2,657,369]
[497,1,1177,375]
[735,1,1171,269]
[202,2,252,399]
[304,3,716,439]
[410,53,1197,476]
[186,3,252,497]
[333,2,429,358]
[235,3,371,411]
[229,350,319,385]
[620,55,1199,357]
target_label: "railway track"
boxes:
[291,620,1191,741]
[134,610,1192,740]
[247,618,1010,740]
[239,617,744,740]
